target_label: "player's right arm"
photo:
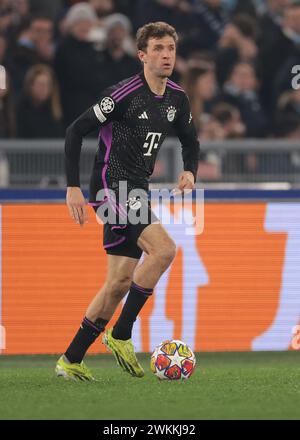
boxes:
[65,106,101,226]
[64,94,119,226]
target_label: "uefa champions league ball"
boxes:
[150,340,196,380]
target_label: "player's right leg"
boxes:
[55,254,139,381]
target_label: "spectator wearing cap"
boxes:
[55,2,106,126]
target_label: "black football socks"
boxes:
[64,316,108,364]
[112,282,153,341]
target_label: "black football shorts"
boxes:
[90,193,160,259]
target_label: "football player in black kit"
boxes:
[55,22,200,380]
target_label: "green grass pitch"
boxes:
[0,352,300,420]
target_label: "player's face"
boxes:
[140,36,176,78]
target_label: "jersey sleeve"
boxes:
[173,93,200,182]
[65,90,124,187]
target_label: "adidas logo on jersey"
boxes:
[138,112,148,119]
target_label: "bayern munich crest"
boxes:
[100,97,115,114]
[127,197,142,211]
[167,106,176,122]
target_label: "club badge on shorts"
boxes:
[127,197,142,211]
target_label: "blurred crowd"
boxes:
[1,0,300,176]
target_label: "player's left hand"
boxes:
[173,171,195,195]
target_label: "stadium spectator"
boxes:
[200,117,225,141]
[0,32,7,62]
[212,101,246,139]
[0,0,31,40]
[273,111,300,138]
[89,0,115,18]
[181,66,218,133]
[221,61,266,137]
[0,73,16,138]
[173,51,216,84]
[16,64,63,138]
[259,1,300,112]
[54,2,106,126]
[257,0,291,48]
[211,101,259,174]
[271,3,300,100]
[257,111,300,175]
[181,65,220,181]
[216,14,258,85]
[272,107,300,173]
[233,0,291,19]
[114,0,139,23]
[277,85,300,113]
[195,114,223,180]
[29,0,63,20]
[198,102,249,179]
[0,2,14,35]
[133,0,182,32]
[232,0,260,17]
[98,13,140,87]
[11,0,30,22]
[9,15,55,97]
[29,15,55,62]
[177,0,230,57]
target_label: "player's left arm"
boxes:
[173,93,200,192]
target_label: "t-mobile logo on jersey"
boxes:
[143,132,162,156]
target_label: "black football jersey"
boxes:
[65,71,200,201]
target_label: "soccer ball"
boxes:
[150,339,196,380]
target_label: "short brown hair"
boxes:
[136,21,178,51]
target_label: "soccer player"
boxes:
[55,21,200,381]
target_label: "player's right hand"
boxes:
[66,187,88,226]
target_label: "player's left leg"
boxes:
[112,222,176,341]
[55,255,139,381]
